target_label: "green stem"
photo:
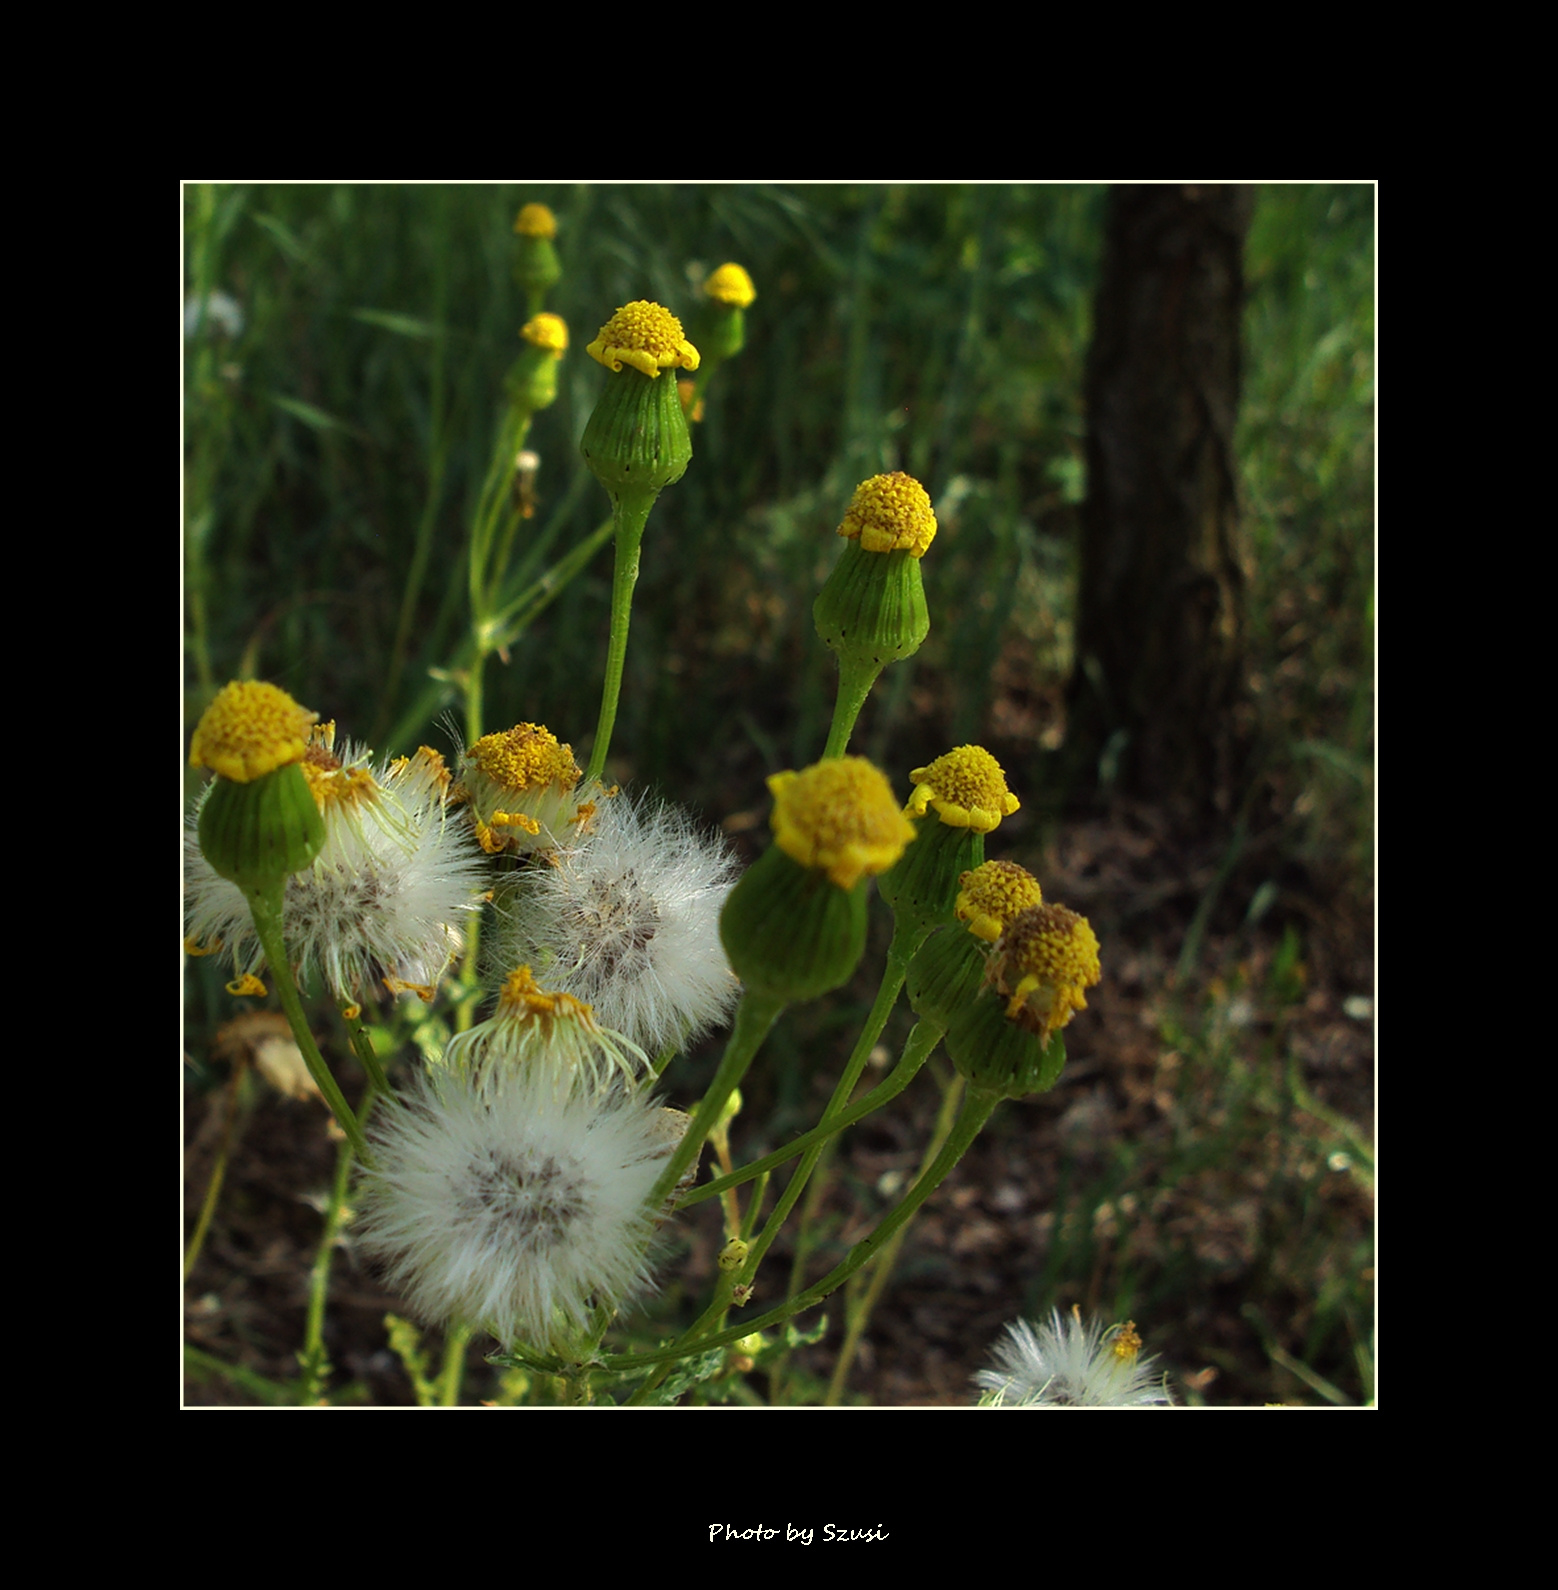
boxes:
[586,492,656,784]
[822,653,883,759]
[244,883,370,1161]
[298,1087,375,1404]
[677,1019,938,1210]
[611,1085,1001,1375]
[825,1073,964,1404]
[184,1055,248,1280]
[648,989,785,1213]
[438,1322,474,1406]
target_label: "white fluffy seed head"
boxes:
[489,790,740,1056]
[185,742,490,1005]
[354,1064,681,1351]
[973,1308,1174,1407]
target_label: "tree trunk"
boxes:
[1069,183,1255,820]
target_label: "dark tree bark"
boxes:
[1068,184,1255,820]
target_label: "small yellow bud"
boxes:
[189,681,317,784]
[906,746,1020,833]
[955,860,1042,943]
[767,758,917,891]
[704,263,756,309]
[838,472,937,558]
[513,203,557,239]
[520,312,568,354]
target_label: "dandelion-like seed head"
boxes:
[975,1307,1172,1407]
[513,203,558,239]
[837,472,937,558]
[443,963,649,1095]
[767,758,917,891]
[955,859,1042,944]
[185,738,487,1005]
[521,312,568,354]
[355,1064,680,1352]
[983,902,1102,1043]
[189,680,317,783]
[906,745,1020,833]
[490,792,740,1055]
[456,722,593,856]
[585,301,700,379]
[704,263,756,308]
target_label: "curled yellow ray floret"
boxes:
[767,758,917,891]
[189,681,317,784]
[906,745,1020,833]
[705,262,756,308]
[586,301,700,379]
[521,312,568,353]
[513,203,557,239]
[837,472,937,558]
[984,903,1102,1044]
[955,859,1043,943]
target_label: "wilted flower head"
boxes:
[441,964,649,1094]
[454,722,596,856]
[975,1308,1173,1407]
[355,1062,684,1352]
[983,902,1102,1044]
[185,730,486,1006]
[490,791,741,1056]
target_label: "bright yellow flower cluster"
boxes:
[189,681,317,784]
[520,312,568,353]
[906,745,1020,833]
[458,723,591,855]
[768,758,917,890]
[513,203,557,239]
[466,722,580,795]
[984,904,1102,1044]
[586,301,701,379]
[704,262,756,308]
[837,472,937,557]
[955,860,1042,943]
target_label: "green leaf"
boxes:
[350,307,440,339]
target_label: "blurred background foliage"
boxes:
[183,183,1374,1406]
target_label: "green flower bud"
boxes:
[814,540,930,671]
[904,924,989,1036]
[513,204,562,307]
[878,812,983,935]
[189,682,326,892]
[943,987,1067,1099]
[719,759,915,1004]
[581,302,699,503]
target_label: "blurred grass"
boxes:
[183,183,1374,1406]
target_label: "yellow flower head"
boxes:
[767,758,917,891]
[514,203,558,239]
[586,301,700,379]
[955,859,1043,944]
[520,312,568,354]
[837,472,937,557]
[906,745,1020,833]
[984,903,1102,1044]
[705,263,756,308]
[457,723,591,855]
[189,681,317,783]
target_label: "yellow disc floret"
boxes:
[906,745,1021,833]
[586,301,700,379]
[705,263,756,308]
[984,903,1102,1044]
[837,472,937,558]
[520,312,568,353]
[465,722,580,796]
[955,860,1043,943]
[189,681,317,784]
[767,758,917,891]
[514,203,558,239]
